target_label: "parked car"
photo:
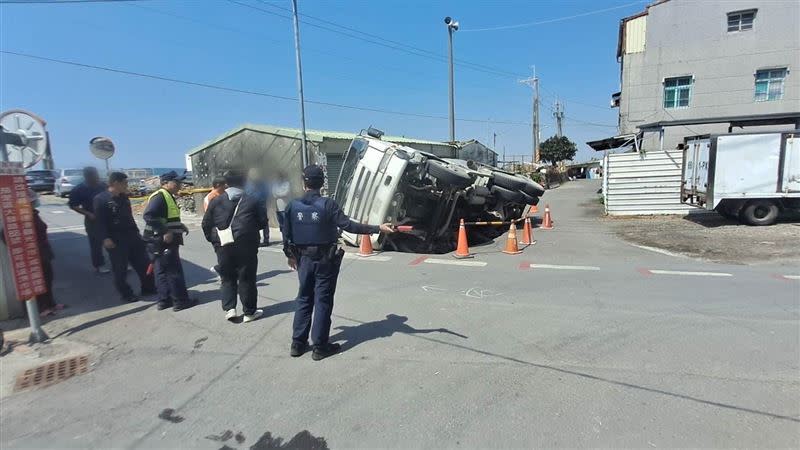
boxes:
[682,130,800,225]
[333,130,544,253]
[54,168,84,198]
[25,170,57,193]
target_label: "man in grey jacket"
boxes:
[202,172,267,323]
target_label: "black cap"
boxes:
[160,170,185,184]
[302,165,325,181]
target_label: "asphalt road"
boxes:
[1,181,798,448]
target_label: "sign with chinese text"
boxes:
[0,161,46,300]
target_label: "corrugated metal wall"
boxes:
[604,150,694,215]
[624,15,647,54]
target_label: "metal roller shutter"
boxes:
[325,153,345,197]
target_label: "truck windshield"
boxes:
[333,137,368,205]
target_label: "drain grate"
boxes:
[14,355,90,392]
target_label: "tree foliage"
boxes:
[539,136,577,165]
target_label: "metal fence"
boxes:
[603,150,695,215]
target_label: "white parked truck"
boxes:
[681,130,800,225]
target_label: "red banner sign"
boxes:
[0,162,46,300]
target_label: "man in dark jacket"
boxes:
[68,166,109,274]
[94,172,156,303]
[202,172,267,323]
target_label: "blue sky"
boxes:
[0,0,645,169]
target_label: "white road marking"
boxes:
[423,258,487,267]
[629,243,688,259]
[49,210,66,214]
[259,247,284,254]
[529,264,600,271]
[48,225,85,232]
[421,285,446,292]
[782,275,800,280]
[343,253,391,262]
[648,269,732,277]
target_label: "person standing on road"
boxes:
[246,168,271,247]
[202,172,267,323]
[283,165,395,361]
[272,170,291,234]
[68,166,109,274]
[93,172,156,303]
[203,176,227,212]
[143,171,196,311]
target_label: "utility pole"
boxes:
[445,16,459,143]
[520,67,540,164]
[291,0,309,167]
[553,97,564,138]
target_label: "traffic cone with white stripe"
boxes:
[520,216,536,246]
[502,222,523,255]
[541,204,554,230]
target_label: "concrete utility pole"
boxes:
[553,97,564,138]
[445,16,459,143]
[291,0,309,167]
[520,67,540,163]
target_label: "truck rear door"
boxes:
[782,133,800,192]
[682,138,711,207]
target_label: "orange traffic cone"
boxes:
[453,219,471,259]
[529,204,539,215]
[502,222,523,255]
[358,233,376,257]
[541,204,554,230]
[520,216,536,246]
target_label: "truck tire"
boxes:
[741,200,779,226]
[520,180,546,197]
[490,185,525,204]
[426,160,473,189]
[491,171,527,191]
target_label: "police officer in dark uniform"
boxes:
[283,165,395,361]
[143,171,196,311]
[93,172,156,302]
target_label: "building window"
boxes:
[728,10,756,32]
[663,76,693,109]
[755,68,787,102]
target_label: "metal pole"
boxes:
[291,0,309,167]
[447,25,456,143]
[104,159,110,175]
[533,77,540,163]
[25,299,49,343]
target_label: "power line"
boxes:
[462,1,644,32]
[228,0,525,80]
[0,50,531,126]
[0,0,146,3]
[251,0,527,78]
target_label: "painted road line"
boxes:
[259,247,284,254]
[343,253,391,262]
[423,258,487,267]
[529,264,600,271]
[49,210,66,214]
[647,269,733,277]
[781,275,800,280]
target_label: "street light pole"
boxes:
[445,16,459,143]
[291,0,309,167]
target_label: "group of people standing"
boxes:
[70,168,197,311]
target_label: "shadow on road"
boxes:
[330,314,467,352]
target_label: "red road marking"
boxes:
[408,255,428,266]
[637,268,652,276]
[518,260,532,271]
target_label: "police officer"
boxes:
[93,172,156,303]
[143,171,196,311]
[283,165,395,361]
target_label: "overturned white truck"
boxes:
[333,130,544,253]
[681,130,800,225]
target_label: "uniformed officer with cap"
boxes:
[283,165,395,361]
[143,170,196,311]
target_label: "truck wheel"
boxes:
[490,185,525,204]
[426,160,473,188]
[520,180,546,197]
[741,200,779,226]
[492,171,527,191]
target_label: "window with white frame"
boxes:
[663,76,693,109]
[728,10,756,32]
[755,68,787,102]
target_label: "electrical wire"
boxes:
[462,1,644,32]
[0,50,532,126]
[0,0,146,4]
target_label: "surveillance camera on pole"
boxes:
[444,16,459,143]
